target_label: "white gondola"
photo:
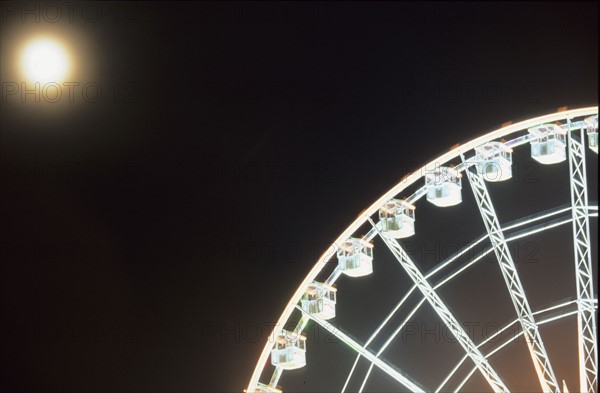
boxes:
[475,141,513,182]
[270,330,306,370]
[337,238,373,277]
[253,383,282,393]
[585,115,598,154]
[528,124,567,164]
[300,282,337,320]
[378,199,415,238]
[425,166,462,207]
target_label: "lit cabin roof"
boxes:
[475,141,513,157]
[380,198,415,213]
[528,123,566,137]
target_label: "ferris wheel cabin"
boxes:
[474,141,513,182]
[585,115,598,154]
[337,238,374,277]
[270,330,306,370]
[300,282,337,320]
[528,124,567,164]
[425,166,462,207]
[378,199,415,238]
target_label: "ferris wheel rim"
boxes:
[246,106,598,393]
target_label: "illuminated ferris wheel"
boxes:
[246,107,598,393]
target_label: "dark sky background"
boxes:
[0,1,598,392]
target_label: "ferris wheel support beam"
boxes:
[462,156,560,393]
[294,306,426,393]
[373,222,510,393]
[567,119,598,393]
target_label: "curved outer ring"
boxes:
[246,106,598,392]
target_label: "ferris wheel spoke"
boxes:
[456,301,581,392]
[440,300,580,391]
[356,296,428,393]
[342,284,420,392]
[567,119,598,393]
[341,353,362,393]
[294,306,426,393]
[349,233,497,391]
[352,205,597,393]
[462,155,560,393]
[371,219,510,393]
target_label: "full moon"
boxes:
[21,38,70,84]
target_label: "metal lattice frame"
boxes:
[245,107,599,393]
[567,119,598,393]
[462,157,560,392]
[375,225,510,392]
[355,206,598,393]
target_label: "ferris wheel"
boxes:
[245,107,598,393]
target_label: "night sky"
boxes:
[0,2,598,392]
